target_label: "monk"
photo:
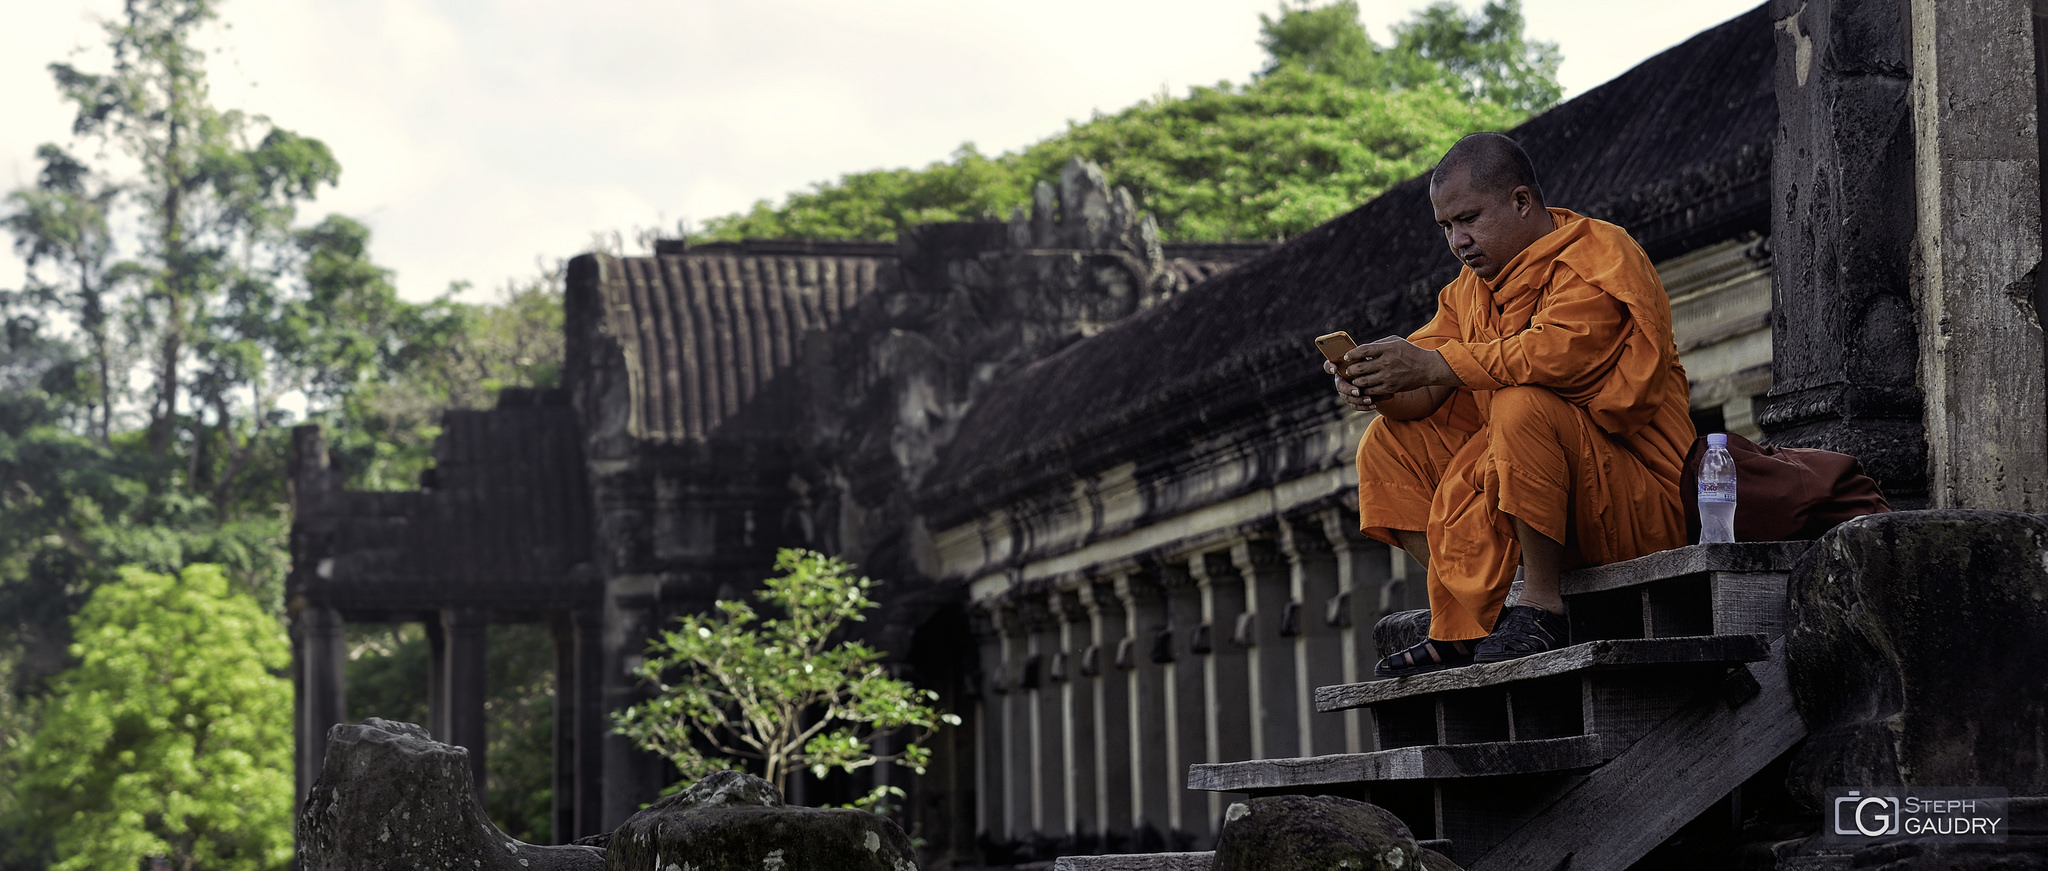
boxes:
[1326,133,1694,677]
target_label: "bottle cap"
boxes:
[1707,432,1728,447]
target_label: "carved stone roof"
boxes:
[289,391,597,614]
[576,244,893,443]
[920,5,1777,521]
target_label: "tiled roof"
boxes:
[296,392,596,612]
[583,243,893,442]
[921,3,1778,515]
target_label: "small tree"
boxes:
[8,563,293,871]
[611,549,958,804]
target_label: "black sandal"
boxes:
[1375,638,1474,677]
[1473,605,1570,663]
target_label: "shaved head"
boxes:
[1431,133,1543,203]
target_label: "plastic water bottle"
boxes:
[1698,432,1737,544]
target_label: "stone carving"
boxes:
[1210,794,1462,871]
[297,718,603,871]
[605,770,919,871]
[1785,510,2048,808]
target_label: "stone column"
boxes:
[1161,561,1212,843]
[968,602,1008,846]
[440,607,489,804]
[600,590,663,829]
[1020,590,1067,840]
[1281,512,1346,757]
[1116,569,1173,848]
[1909,0,2048,510]
[550,613,575,844]
[297,606,347,805]
[1762,0,1928,504]
[570,608,605,839]
[1052,588,1097,846]
[425,617,449,741]
[1233,536,1298,761]
[1080,579,1132,847]
[1324,512,1395,753]
[997,599,1035,846]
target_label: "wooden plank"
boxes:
[1315,635,1769,712]
[1186,735,1611,791]
[1055,852,1213,871]
[1438,774,1583,865]
[1470,640,1807,871]
[1709,570,1789,637]
[1561,542,1811,596]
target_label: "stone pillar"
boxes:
[1762,0,1928,504]
[1020,590,1067,841]
[1116,569,1173,848]
[550,614,575,843]
[1080,579,1133,847]
[1161,561,1211,843]
[1233,537,1298,761]
[425,617,449,741]
[601,586,665,829]
[1281,512,1345,757]
[1193,551,1252,841]
[1909,0,2048,510]
[440,607,489,804]
[1324,512,1395,753]
[1052,588,1097,845]
[997,600,1035,846]
[570,608,605,839]
[298,606,347,805]
[968,603,1008,846]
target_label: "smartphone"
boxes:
[1314,330,1358,367]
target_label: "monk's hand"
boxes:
[1325,359,1377,413]
[1342,337,1457,398]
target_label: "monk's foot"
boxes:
[1473,605,1571,663]
[1375,638,1474,678]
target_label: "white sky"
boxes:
[0,0,1766,304]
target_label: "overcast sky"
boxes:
[0,0,1765,304]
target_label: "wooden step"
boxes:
[1561,541,1810,594]
[1562,541,1808,640]
[1468,639,1805,870]
[1316,634,1770,712]
[1053,852,1212,871]
[1189,733,1611,792]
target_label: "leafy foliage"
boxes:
[7,564,293,871]
[0,2,573,863]
[612,550,959,801]
[697,0,1558,243]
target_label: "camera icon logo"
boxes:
[1834,790,1902,837]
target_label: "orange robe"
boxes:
[1355,208,1694,641]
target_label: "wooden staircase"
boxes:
[1057,542,1812,871]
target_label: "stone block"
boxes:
[1785,511,2048,809]
[297,718,603,871]
[604,770,918,871]
[1209,795,1462,871]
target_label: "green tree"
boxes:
[1391,1,1562,113]
[696,0,1559,244]
[7,564,293,871]
[2,145,121,443]
[41,0,349,503]
[320,267,565,492]
[612,549,958,802]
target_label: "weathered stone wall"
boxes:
[1908,0,2048,511]
[1761,0,1928,505]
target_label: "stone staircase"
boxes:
[1056,542,1812,871]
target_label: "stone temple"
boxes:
[287,1,2048,868]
